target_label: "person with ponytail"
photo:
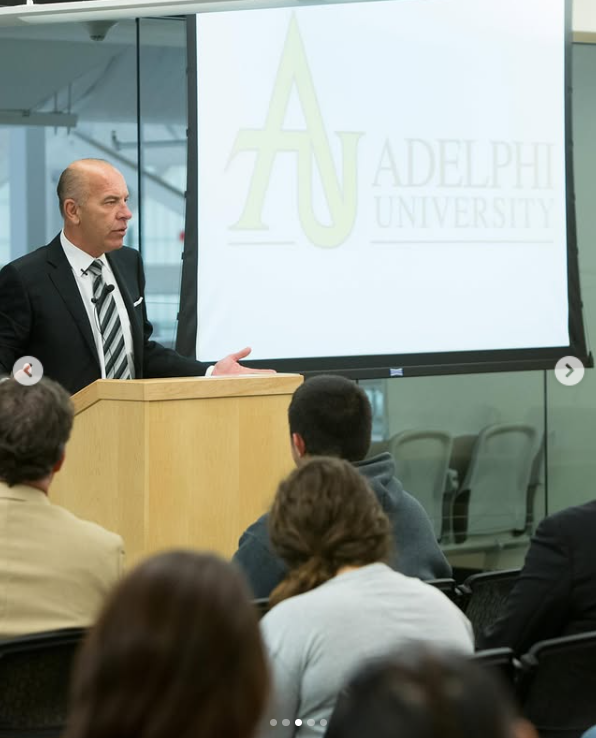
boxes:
[259,457,473,738]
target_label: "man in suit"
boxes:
[233,374,451,598]
[0,376,124,638]
[0,158,269,394]
[479,504,596,735]
[480,502,596,653]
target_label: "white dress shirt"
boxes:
[60,232,135,379]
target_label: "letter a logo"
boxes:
[228,15,362,248]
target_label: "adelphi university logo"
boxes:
[228,15,362,248]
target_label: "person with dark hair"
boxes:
[325,645,537,738]
[0,158,271,395]
[0,376,124,638]
[64,550,269,738]
[233,374,450,598]
[260,457,473,737]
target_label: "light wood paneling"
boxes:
[52,375,302,567]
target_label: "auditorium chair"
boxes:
[0,627,86,738]
[389,429,453,541]
[517,630,596,738]
[458,568,520,637]
[451,423,539,543]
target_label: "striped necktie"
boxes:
[88,260,131,380]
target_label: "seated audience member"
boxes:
[64,550,269,738]
[0,377,124,638]
[479,501,596,737]
[325,644,537,738]
[259,457,473,738]
[480,500,596,653]
[234,374,450,598]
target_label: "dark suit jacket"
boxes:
[0,235,206,394]
[480,500,596,654]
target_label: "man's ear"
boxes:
[63,199,80,225]
[291,432,307,459]
[53,449,66,474]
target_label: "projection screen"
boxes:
[177,0,589,377]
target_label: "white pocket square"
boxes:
[133,296,144,307]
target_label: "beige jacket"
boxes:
[0,481,124,638]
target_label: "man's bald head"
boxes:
[56,158,113,217]
[57,158,132,257]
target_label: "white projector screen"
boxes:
[178,0,588,377]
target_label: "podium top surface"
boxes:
[71,374,304,413]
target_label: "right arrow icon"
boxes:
[555,356,585,386]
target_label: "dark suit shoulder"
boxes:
[3,239,59,276]
[539,500,596,538]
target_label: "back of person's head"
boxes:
[326,645,536,738]
[268,456,392,607]
[0,377,73,486]
[65,550,269,738]
[288,375,372,461]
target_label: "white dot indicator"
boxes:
[307,719,316,726]
[270,719,277,726]
[320,719,328,727]
[295,719,302,726]
[282,719,290,726]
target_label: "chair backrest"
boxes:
[456,423,539,539]
[472,647,519,693]
[389,429,453,540]
[0,627,86,738]
[424,578,464,608]
[518,630,596,738]
[459,568,520,637]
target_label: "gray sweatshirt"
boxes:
[234,452,451,599]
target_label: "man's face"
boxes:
[67,165,132,257]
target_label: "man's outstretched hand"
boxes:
[212,347,276,376]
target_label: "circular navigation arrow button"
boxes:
[554,356,585,387]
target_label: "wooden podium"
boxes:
[51,374,303,566]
